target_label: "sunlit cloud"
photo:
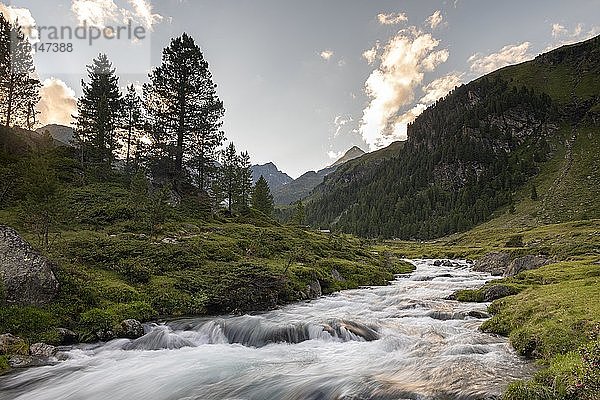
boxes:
[547,22,600,50]
[71,0,163,29]
[360,26,449,150]
[420,72,463,104]
[334,114,353,137]
[327,150,344,160]
[0,3,38,40]
[320,49,334,60]
[426,10,444,29]
[377,12,407,25]
[36,78,77,127]
[468,42,532,75]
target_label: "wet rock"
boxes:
[504,255,550,277]
[473,252,511,276]
[482,285,518,302]
[306,280,322,299]
[95,330,116,342]
[8,355,39,368]
[0,225,59,305]
[433,260,443,266]
[0,333,28,355]
[119,319,145,339]
[55,328,79,345]
[467,310,490,319]
[29,343,58,358]
[442,260,454,267]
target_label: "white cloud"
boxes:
[71,0,163,29]
[426,10,444,29]
[420,72,463,104]
[359,27,449,150]
[36,78,77,127]
[362,43,380,65]
[334,114,353,137]
[320,50,334,60]
[0,3,38,40]
[377,12,407,25]
[468,42,532,75]
[547,22,600,50]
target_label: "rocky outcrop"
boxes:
[0,225,59,305]
[504,255,551,277]
[482,285,519,302]
[55,328,79,345]
[473,252,511,276]
[306,280,322,299]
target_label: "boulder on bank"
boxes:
[482,284,519,302]
[504,255,551,277]
[0,225,59,306]
[29,343,58,358]
[0,333,28,355]
[119,319,145,339]
[306,280,322,299]
[473,252,511,276]
[55,328,79,345]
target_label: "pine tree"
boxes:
[252,175,274,216]
[236,151,252,212]
[292,201,305,226]
[214,142,239,214]
[122,84,143,170]
[74,54,122,167]
[0,15,40,128]
[144,33,225,190]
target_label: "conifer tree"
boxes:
[252,175,274,216]
[74,54,122,167]
[0,15,40,128]
[292,201,305,226]
[122,84,143,170]
[236,151,253,212]
[144,33,225,189]
[214,142,239,214]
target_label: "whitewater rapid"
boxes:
[0,259,534,399]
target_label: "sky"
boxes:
[1,0,600,177]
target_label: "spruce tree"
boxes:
[74,54,122,167]
[252,175,274,216]
[236,151,253,212]
[0,15,40,128]
[292,201,305,226]
[122,84,143,170]
[144,33,225,190]
[214,142,239,214]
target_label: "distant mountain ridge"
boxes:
[272,146,366,205]
[250,162,293,191]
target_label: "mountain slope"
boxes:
[273,146,365,205]
[250,162,292,191]
[307,35,600,239]
[36,124,74,147]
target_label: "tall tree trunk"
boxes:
[5,77,14,127]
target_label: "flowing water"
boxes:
[0,260,535,400]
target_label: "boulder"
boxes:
[504,255,551,277]
[0,225,59,305]
[473,252,511,276]
[55,328,79,345]
[119,319,145,339]
[8,355,45,368]
[29,343,58,358]
[331,269,345,282]
[0,333,28,355]
[306,280,322,299]
[482,285,518,302]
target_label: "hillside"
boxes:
[35,124,74,147]
[307,35,600,239]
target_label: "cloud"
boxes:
[468,42,532,75]
[71,0,163,29]
[320,50,334,60]
[36,78,77,127]
[420,72,463,104]
[327,150,345,160]
[334,114,353,137]
[426,10,444,29]
[362,42,380,65]
[377,12,407,25]
[547,22,600,50]
[0,3,38,40]
[359,27,449,150]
